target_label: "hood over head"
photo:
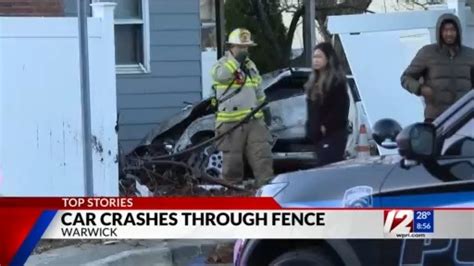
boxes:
[436,13,462,47]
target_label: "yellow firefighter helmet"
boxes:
[226,28,257,46]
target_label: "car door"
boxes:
[379,110,474,266]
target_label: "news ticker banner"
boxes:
[1,197,474,265]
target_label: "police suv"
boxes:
[233,91,474,266]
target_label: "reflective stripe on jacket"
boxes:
[211,52,265,124]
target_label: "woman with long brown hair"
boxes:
[305,42,350,166]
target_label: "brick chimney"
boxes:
[0,0,64,16]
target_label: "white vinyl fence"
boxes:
[0,3,118,196]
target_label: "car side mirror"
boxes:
[396,123,436,161]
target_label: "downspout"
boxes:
[215,0,225,59]
[78,0,94,196]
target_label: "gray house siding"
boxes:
[63,0,202,154]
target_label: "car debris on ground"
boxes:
[119,101,273,197]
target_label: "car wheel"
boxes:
[187,133,223,179]
[269,247,338,266]
[203,146,223,178]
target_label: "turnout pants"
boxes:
[216,119,274,183]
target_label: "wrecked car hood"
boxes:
[130,68,307,153]
[138,107,195,147]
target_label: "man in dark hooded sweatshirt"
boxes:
[401,13,474,123]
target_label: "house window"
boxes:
[109,0,150,74]
[200,0,216,49]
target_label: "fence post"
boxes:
[91,2,119,196]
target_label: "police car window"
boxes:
[442,119,474,157]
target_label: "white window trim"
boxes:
[114,0,151,75]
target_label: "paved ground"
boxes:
[27,239,234,266]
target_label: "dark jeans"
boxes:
[314,129,348,166]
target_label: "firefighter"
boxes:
[211,28,274,186]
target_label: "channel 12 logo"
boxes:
[384,210,434,237]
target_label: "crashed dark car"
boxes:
[127,68,367,178]
[233,90,474,265]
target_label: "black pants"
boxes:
[314,130,348,166]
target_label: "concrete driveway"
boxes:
[27,239,234,266]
